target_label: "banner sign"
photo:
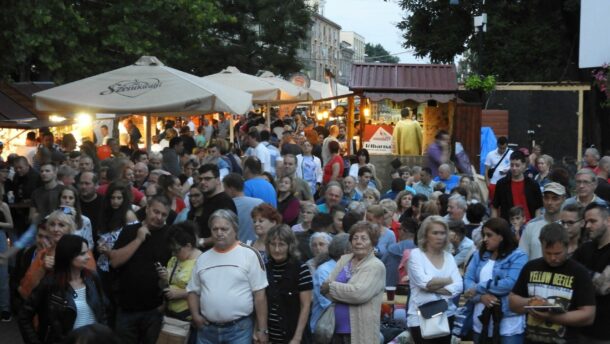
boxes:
[362,124,394,155]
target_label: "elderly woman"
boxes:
[19,210,97,299]
[463,218,527,344]
[265,225,313,344]
[310,233,351,334]
[407,215,463,344]
[307,232,333,274]
[18,235,106,344]
[321,221,386,344]
[251,203,283,262]
[362,188,381,207]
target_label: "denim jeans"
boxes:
[115,308,163,344]
[0,230,10,312]
[196,316,253,344]
[473,332,524,344]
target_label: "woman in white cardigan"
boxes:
[321,221,386,344]
[407,215,463,344]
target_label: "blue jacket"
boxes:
[464,248,528,317]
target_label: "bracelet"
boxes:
[257,328,269,334]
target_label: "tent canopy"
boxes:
[34,56,253,115]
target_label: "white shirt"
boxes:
[187,243,268,323]
[518,216,550,260]
[253,142,272,174]
[473,260,525,336]
[407,248,463,327]
[485,148,513,184]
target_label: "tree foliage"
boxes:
[396,0,582,81]
[0,0,311,83]
[365,43,400,63]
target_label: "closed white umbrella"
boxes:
[34,56,253,115]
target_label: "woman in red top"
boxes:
[323,141,344,185]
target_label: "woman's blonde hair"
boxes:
[417,215,451,252]
[362,188,380,202]
[46,209,77,234]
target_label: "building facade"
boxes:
[297,13,341,82]
[340,31,365,63]
[338,41,354,85]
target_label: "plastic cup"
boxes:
[386,286,396,301]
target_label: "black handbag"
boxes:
[418,299,448,318]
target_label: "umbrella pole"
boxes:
[266,102,271,129]
[145,113,152,152]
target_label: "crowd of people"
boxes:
[0,112,609,344]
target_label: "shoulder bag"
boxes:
[313,304,335,344]
[417,299,450,339]
[487,149,510,179]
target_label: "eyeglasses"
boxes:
[557,219,582,226]
[575,180,594,185]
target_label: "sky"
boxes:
[323,0,429,63]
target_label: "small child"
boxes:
[509,206,526,240]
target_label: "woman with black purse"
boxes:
[463,218,527,344]
[407,215,463,344]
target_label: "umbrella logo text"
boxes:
[100,78,162,98]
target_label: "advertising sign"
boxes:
[362,124,394,155]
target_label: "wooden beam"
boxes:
[577,89,584,163]
[347,96,354,155]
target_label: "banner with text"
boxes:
[362,124,394,155]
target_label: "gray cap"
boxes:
[543,182,566,196]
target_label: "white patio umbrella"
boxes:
[203,66,293,102]
[309,80,351,99]
[257,71,321,102]
[34,56,253,115]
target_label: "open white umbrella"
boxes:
[309,80,351,99]
[258,71,321,101]
[203,66,291,102]
[34,56,253,115]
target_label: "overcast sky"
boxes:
[323,0,429,63]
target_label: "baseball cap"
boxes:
[543,182,566,196]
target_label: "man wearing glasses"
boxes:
[572,202,610,344]
[562,169,606,209]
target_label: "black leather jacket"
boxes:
[18,273,107,344]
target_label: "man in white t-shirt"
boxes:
[247,128,272,174]
[485,136,513,200]
[187,209,269,344]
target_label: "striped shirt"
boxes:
[72,287,97,329]
[268,262,312,343]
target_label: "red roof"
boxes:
[349,63,458,93]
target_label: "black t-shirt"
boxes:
[112,223,171,311]
[12,169,42,202]
[198,192,237,239]
[512,258,596,344]
[81,196,103,240]
[571,241,610,340]
[31,184,64,218]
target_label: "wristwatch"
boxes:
[257,328,269,335]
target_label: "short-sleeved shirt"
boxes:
[511,258,596,344]
[31,184,65,218]
[323,155,344,184]
[571,241,610,340]
[112,223,172,311]
[485,148,513,184]
[187,243,268,323]
[511,179,531,220]
[244,178,277,207]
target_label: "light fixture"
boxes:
[316,112,323,121]
[322,111,329,119]
[76,113,92,126]
[363,108,370,117]
[50,115,66,122]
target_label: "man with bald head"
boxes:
[318,182,344,214]
[433,163,460,193]
[133,162,149,191]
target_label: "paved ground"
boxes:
[0,316,24,344]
